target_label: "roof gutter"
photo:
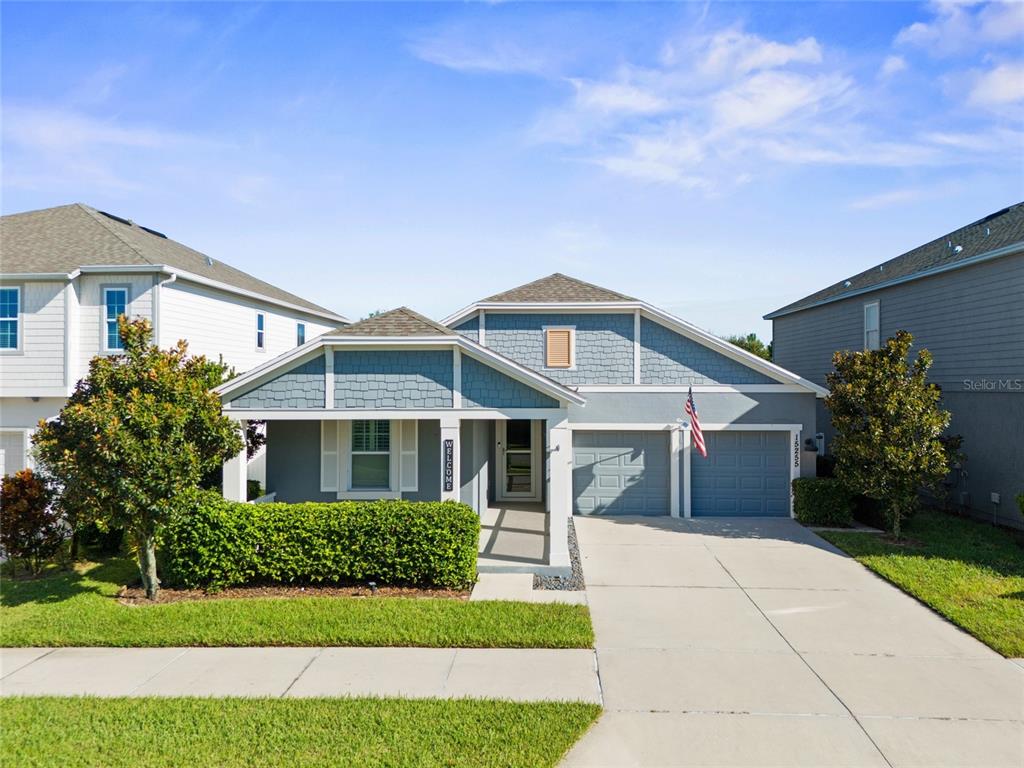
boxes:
[764,241,1024,320]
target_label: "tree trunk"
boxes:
[891,500,903,541]
[136,534,159,600]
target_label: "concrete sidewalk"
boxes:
[562,516,1024,768]
[0,646,601,702]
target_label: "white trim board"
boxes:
[226,408,567,421]
[576,385,813,394]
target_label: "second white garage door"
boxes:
[572,431,670,515]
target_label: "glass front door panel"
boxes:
[503,420,534,496]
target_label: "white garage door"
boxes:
[573,431,670,515]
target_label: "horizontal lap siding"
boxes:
[159,280,335,375]
[772,253,1024,388]
[77,274,155,376]
[0,281,65,389]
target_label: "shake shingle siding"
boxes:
[484,313,634,385]
[460,355,559,408]
[333,350,453,409]
[233,355,326,409]
[640,318,775,385]
[453,316,479,342]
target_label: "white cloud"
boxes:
[569,79,667,115]
[699,29,822,77]
[849,187,928,210]
[3,105,186,152]
[880,55,907,78]
[968,62,1024,106]
[896,2,1024,56]
[711,71,851,132]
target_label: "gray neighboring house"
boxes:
[216,274,826,574]
[766,203,1024,528]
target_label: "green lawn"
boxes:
[1,697,600,768]
[0,558,593,648]
[820,509,1024,657]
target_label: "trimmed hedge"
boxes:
[162,492,480,590]
[792,477,854,527]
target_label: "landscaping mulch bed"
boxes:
[118,583,470,605]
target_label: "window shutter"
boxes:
[321,421,338,492]
[399,420,418,492]
[546,329,572,368]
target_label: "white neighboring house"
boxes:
[0,203,349,480]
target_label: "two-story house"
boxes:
[214,274,826,574]
[766,203,1024,528]
[0,203,348,476]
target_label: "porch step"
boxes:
[470,573,586,605]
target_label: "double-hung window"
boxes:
[256,313,266,350]
[103,288,128,351]
[296,322,305,346]
[351,420,390,490]
[863,301,880,350]
[0,287,20,350]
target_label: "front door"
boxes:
[496,420,541,501]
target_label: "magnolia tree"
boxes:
[826,330,951,538]
[34,318,243,599]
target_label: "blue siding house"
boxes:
[218,275,826,573]
[767,203,1024,528]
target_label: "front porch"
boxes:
[478,502,570,577]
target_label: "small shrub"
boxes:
[162,491,480,590]
[246,480,262,501]
[0,469,67,575]
[792,477,853,527]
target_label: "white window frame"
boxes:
[542,325,576,370]
[0,285,22,353]
[256,312,266,351]
[399,420,418,492]
[296,322,306,346]
[863,301,880,351]
[101,285,130,353]
[350,419,392,491]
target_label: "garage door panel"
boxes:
[573,430,669,516]
[691,430,790,518]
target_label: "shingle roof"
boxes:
[482,273,635,303]
[331,307,456,337]
[765,202,1024,319]
[0,203,343,319]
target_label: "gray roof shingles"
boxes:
[482,273,635,303]
[331,307,456,337]
[0,203,342,318]
[766,202,1024,318]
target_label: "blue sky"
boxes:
[3,2,1022,337]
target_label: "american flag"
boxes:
[686,386,707,458]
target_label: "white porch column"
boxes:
[440,415,460,502]
[546,415,571,568]
[682,427,692,518]
[223,419,248,501]
[669,426,681,518]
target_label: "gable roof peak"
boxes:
[482,273,636,303]
[332,306,456,337]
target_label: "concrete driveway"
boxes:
[562,516,1024,768]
